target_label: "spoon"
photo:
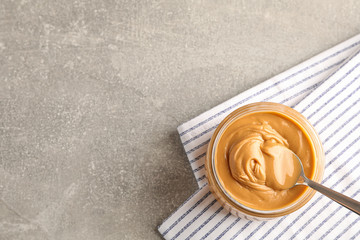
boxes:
[285,150,360,215]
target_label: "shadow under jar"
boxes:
[205,102,325,220]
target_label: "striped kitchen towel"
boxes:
[158,33,360,240]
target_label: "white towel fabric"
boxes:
[158,34,360,240]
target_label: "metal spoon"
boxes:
[289,151,360,215]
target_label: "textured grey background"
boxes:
[1,0,360,239]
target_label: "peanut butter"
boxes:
[215,111,315,211]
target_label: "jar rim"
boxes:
[207,102,325,218]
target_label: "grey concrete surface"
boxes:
[1,0,360,239]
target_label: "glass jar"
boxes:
[205,102,325,220]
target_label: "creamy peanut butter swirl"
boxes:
[228,123,301,192]
[215,112,315,210]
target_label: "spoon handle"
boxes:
[305,178,360,215]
